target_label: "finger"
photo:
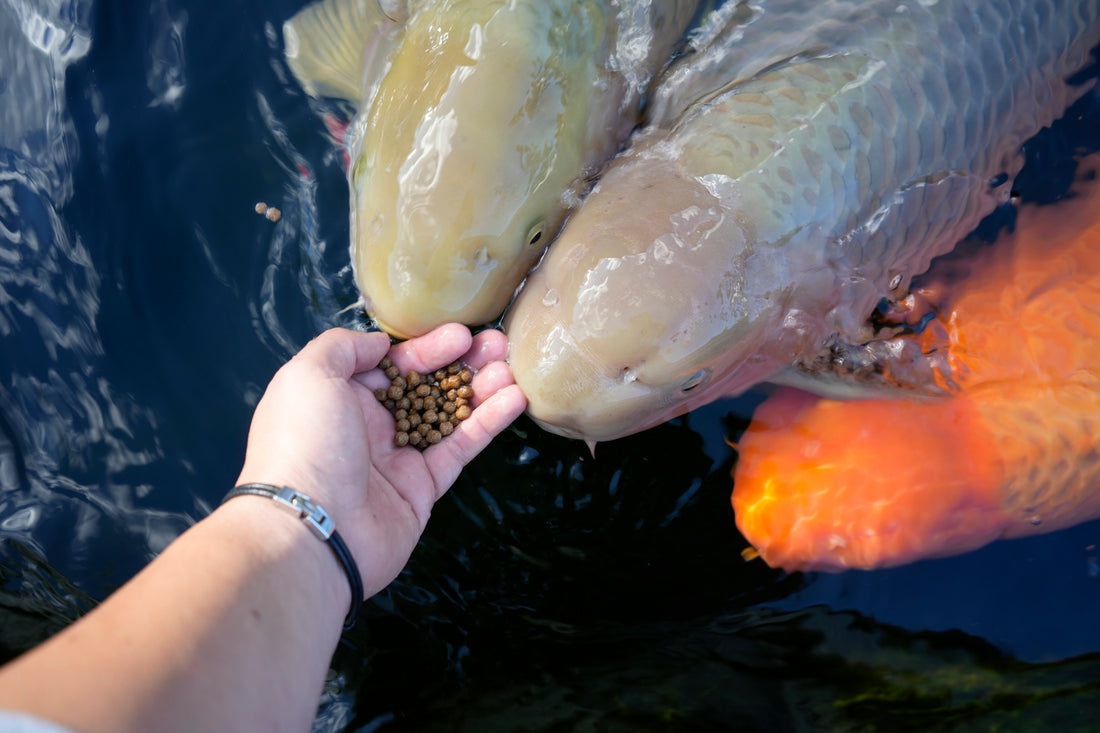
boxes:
[462,329,508,370]
[296,328,392,379]
[469,361,516,408]
[423,384,527,498]
[357,325,503,393]
[387,323,473,374]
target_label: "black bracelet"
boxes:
[222,483,364,631]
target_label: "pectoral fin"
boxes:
[283,0,411,104]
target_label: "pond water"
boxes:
[2,1,1100,731]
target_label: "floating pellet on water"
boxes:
[265,207,282,222]
[255,202,268,215]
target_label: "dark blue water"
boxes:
[2,2,1100,731]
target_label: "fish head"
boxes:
[350,1,611,339]
[505,149,836,443]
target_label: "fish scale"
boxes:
[662,0,1098,319]
[990,377,1100,526]
[733,164,1100,570]
[504,0,1100,443]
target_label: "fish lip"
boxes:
[370,314,415,341]
[529,415,586,441]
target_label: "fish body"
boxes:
[733,156,1100,571]
[503,0,1100,442]
[284,0,702,338]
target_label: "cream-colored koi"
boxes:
[284,0,702,338]
[505,0,1100,442]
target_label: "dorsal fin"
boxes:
[282,0,411,104]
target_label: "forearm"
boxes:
[0,324,526,733]
[0,496,350,733]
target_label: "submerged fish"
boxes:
[733,155,1100,571]
[503,0,1100,442]
[284,0,701,338]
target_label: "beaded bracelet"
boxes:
[222,483,364,631]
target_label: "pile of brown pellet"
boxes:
[374,356,474,449]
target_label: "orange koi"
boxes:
[733,156,1100,571]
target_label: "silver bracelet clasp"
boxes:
[273,486,335,540]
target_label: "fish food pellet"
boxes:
[255,202,282,222]
[375,357,475,450]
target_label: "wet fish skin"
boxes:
[504,0,1100,442]
[733,158,1100,571]
[284,0,702,339]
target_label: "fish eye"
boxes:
[679,369,710,394]
[526,220,546,247]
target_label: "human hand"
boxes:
[235,324,526,596]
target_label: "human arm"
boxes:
[0,324,526,733]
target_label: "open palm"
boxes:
[236,325,526,597]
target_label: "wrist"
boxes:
[211,493,353,632]
[222,484,363,630]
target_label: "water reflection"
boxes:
[0,0,175,624]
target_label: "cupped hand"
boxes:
[235,324,526,596]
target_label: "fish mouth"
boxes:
[370,313,415,341]
[528,415,586,441]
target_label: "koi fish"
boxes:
[733,155,1100,571]
[284,0,701,338]
[503,0,1100,442]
